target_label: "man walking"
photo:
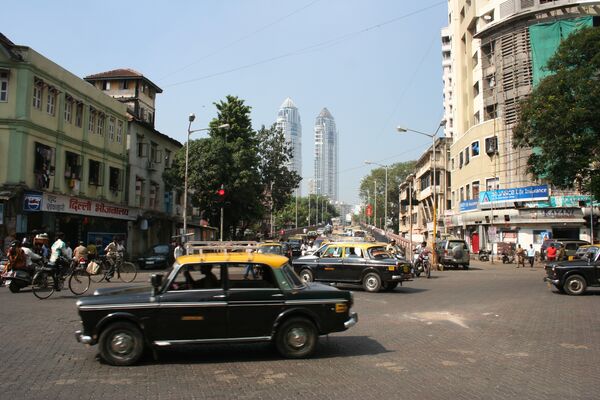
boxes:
[527,244,536,268]
[516,244,526,268]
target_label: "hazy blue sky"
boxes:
[5,0,448,204]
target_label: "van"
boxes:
[435,239,470,269]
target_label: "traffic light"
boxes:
[216,185,225,202]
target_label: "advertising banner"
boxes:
[479,185,549,205]
[459,199,478,212]
[23,192,43,212]
[42,193,138,220]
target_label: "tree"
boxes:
[359,161,416,230]
[513,26,600,196]
[273,195,339,231]
[164,96,264,239]
[256,124,302,214]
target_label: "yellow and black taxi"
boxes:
[75,243,358,366]
[292,241,413,292]
[544,245,600,295]
[257,241,292,259]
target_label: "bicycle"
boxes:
[90,254,137,283]
[32,257,91,299]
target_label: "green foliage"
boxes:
[274,195,340,230]
[359,161,416,230]
[513,26,600,196]
[256,124,302,212]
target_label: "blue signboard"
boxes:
[459,199,478,212]
[23,191,43,212]
[479,185,549,205]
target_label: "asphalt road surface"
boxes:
[0,261,598,400]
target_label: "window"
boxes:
[473,81,480,97]
[64,97,73,123]
[165,149,172,168]
[150,142,162,163]
[120,80,128,90]
[227,263,277,289]
[34,142,55,189]
[88,107,96,133]
[149,182,159,209]
[451,157,455,170]
[472,181,480,198]
[140,107,146,121]
[88,160,104,186]
[102,81,110,90]
[108,118,115,141]
[46,88,56,116]
[137,138,148,157]
[97,114,104,135]
[116,120,123,143]
[420,173,431,190]
[486,177,499,191]
[0,70,8,102]
[459,152,464,168]
[33,79,43,110]
[109,167,122,192]
[465,148,470,165]
[323,246,342,258]
[485,136,498,155]
[75,102,83,127]
[460,187,464,202]
[169,264,224,291]
[473,111,480,125]
[466,184,471,200]
[64,151,81,180]
[135,177,146,207]
[471,141,480,157]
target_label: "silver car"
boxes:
[436,239,470,269]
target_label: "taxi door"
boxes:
[341,246,367,282]
[316,245,344,281]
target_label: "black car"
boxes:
[137,244,171,269]
[292,241,413,292]
[544,246,600,295]
[75,249,358,366]
[286,238,303,257]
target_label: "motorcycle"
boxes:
[1,260,43,293]
[478,249,490,262]
[412,252,424,277]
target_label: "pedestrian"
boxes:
[546,243,557,262]
[556,244,566,261]
[174,242,184,260]
[87,241,97,260]
[516,244,526,268]
[73,241,88,261]
[527,244,536,268]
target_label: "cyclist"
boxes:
[104,236,124,281]
[49,232,68,289]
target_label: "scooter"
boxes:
[478,249,490,262]
[1,261,42,293]
[501,252,515,264]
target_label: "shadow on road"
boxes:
[142,336,389,365]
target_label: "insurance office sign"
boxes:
[479,185,549,205]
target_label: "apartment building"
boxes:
[0,33,132,248]
[445,0,599,253]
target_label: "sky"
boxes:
[4,0,448,205]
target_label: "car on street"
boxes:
[136,243,172,269]
[292,241,413,292]
[285,237,303,257]
[544,245,600,295]
[435,239,470,269]
[75,245,358,366]
[257,241,292,259]
[540,239,588,260]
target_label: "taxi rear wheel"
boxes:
[275,318,318,359]
[99,321,145,366]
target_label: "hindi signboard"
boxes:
[42,193,138,220]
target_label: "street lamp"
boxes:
[183,113,229,245]
[397,120,446,265]
[365,161,389,232]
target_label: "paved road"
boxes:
[0,262,598,400]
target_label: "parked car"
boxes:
[435,239,470,269]
[544,245,600,295]
[540,239,588,260]
[292,241,413,292]
[137,244,172,269]
[75,247,358,366]
[257,242,292,259]
[286,237,303,257]
[572,244,599,261]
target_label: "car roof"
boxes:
[324,241,386,249]
[176,252,289,268]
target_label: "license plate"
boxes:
[146,261,154,265]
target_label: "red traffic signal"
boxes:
[217,188,225,196]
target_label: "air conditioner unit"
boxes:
[485,137,498,156]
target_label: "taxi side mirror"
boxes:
[151,273,163,294]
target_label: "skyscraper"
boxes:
[276,98,302,190]
[314,108,338,201]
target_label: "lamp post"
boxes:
[397,120,446,266]
[365,161,389,232]
[183,113,229,244]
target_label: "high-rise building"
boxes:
[314,108,338,201]
[275,97,302,193]
[445,0,599,250]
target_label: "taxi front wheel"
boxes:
[275,318,318,359]
[99,321,145,366]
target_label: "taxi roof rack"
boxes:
[184,241,259,255]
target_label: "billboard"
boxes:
[479,185,549,205]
